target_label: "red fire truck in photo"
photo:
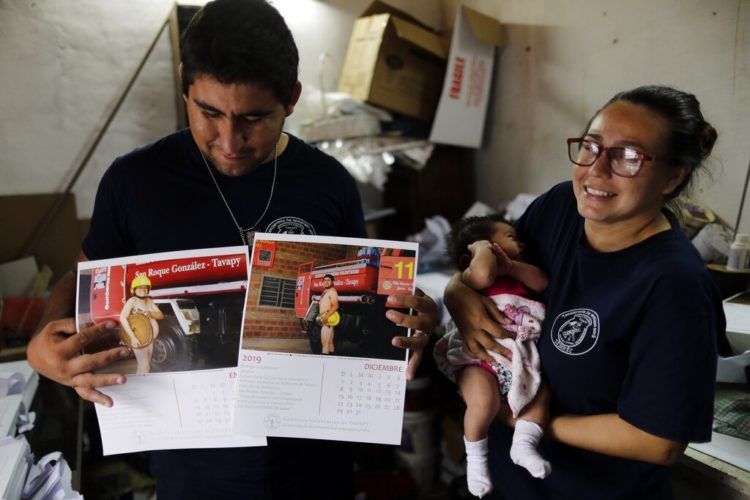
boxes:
[86,254,247,372]
[295,248,415,358]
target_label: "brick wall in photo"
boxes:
[244,241,359,338]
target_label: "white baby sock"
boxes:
[464,437,493,498]
[510,420,551,479]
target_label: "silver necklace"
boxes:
[199,141,278,245]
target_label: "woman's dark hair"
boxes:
[585,85,717,199]
[180,0,299,105]
[449,214,510,270]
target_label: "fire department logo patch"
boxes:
[550,308,599,356]
[265,217,316,235]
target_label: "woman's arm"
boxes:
[548,413,686,465]
[497,404,685,465]
[444,273,514,365]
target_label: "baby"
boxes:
[435,215,550,498]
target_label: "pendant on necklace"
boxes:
[242,227,257,247]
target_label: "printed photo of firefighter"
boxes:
[244,241,415,362]
[120,275,164,374]
[76,252,249,375]
[318,274,339,355]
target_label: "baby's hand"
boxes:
[490,243,513,274]
[467,240,492,254]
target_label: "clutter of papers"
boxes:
[0,436,81,500]
[718,291,750,384]
[1,362,39,438]
[0,360,81,500]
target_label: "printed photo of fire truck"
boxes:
[76,251,249,374]
[244,239,416,361]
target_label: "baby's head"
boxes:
[449,215,524,269]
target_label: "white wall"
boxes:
[0,0,441,219]
[2,0,747,230]
[444,0,750,232]
[0,0,177,218]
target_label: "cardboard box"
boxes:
[429,6,505,148]
[0,193,81,284]
[338,1,449,122]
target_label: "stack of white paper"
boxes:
[718,291,750,383]
[0,396,23,437]
[0,361,39,411]
[22,451,82,500]
[0,373,25,397]
[0,437,31,500]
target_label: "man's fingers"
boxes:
[392,333,428,381]
[405,348,423,381]
[69,347,130,377]
[386,309,426,331]
[391,332,428,351]
[386,295,439,333]
[70,371,126,391]
[60,321,117,356]
[43,318,78,339]
[74,386,114,407]
[387,294,438,316]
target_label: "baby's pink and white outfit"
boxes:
[435,275,545,418]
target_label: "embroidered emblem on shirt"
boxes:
[265,217,317,235]
[550,308,600,356]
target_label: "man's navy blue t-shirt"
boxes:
[83,129,366,499]
[488,182,724,499]
[83,129,365,258]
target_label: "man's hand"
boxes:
[28,318,130,407]
[385,290,440,381]
[444,273,515,365]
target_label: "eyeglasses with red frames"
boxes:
[567,137,655,178]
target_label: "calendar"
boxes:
[95,370,265,455]
[234,234,418,445]
[77,246,266,455]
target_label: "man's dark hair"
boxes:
[180,0,299,105]
[324,274,334,281]
[449,214,510,269]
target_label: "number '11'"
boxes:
[393,261,414,280]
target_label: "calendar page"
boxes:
[75,246,266,455]
[234,234,418,445]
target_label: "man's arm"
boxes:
[27,251,130,407]
[329,290,339,315]
[148,299,165,320]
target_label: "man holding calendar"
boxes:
[27,0,439,498]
